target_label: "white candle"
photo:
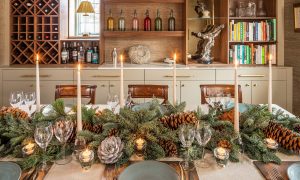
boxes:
[268,54,273,113]
[77,64,82,132]
[120,55,124,108]
[36,54,41,112]
[173,53,177,105]
[234,56,239,133]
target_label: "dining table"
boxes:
[1,104,299,180]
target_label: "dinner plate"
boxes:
[287,162,300,180]
[0,162,22,180]
[119,161,179,180]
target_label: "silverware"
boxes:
[179,162,185,180]
[268,166,284,180]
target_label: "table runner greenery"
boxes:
[0,100,300,170]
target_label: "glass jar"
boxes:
[237,1,247,17]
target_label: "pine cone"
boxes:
[92,124,103,134]
[97,136,124,164]
[218,109,235,124]
[159,140,178,157]
[294,125,300,134]
[217,140,232,150]
[0,107,29,120]
[264,122,300,152]
[108,128,118,137]
[83,122,94,132]
[160,112,198,130]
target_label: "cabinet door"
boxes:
[82,81,109,104]
[180,81,215,111]
[109,81,145,104]
[251,81,268,105]
[273,81,287,108]
[215,81,252,104]
[145,81,180,104]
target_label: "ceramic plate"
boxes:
[288,163,300,180]
[0,162,21,180]
[119,161,179,180]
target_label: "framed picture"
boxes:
[294,3,300,32]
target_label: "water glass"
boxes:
[195,123,212,168]
[34,122,53,170]
[53,117,74,165]
[107,94,119,113]
[74,137,86,161]
[24,92,36,115]
[179,124,195,171]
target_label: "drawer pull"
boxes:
[92,75,120,78]
[239,75,265,78]
[253,84,257,87]
[164,75,192,78]
[21,75,51,78]
[110,85,115,87]
[29,84,44,88]
[245,84,250,87]
[100,84,106,87]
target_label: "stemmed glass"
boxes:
[195,123,212,168]
[24,92,36,115]
[179,124,196,171]
[224,93,232,109]
[34,122,53,171]
[125,92,134,109]
[107,94,119,113]
[9,91,24,108]
[53,117,74,165]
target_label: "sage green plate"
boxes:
[0,162,21,180]
[119,161,179,180]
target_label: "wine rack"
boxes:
[10,0,60,65]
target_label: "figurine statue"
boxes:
[194,0,205,17]
[191,24,225,64]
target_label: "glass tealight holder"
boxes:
[264,138,279,152]
[22,143,35,157]
[79,149,94,170]
[214,147,230,168]
[135,138,146,157]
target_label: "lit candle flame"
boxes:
[174,53,177,63]
[269,54,273,62]
[36,54,39,62]
[78,63,81,71]
[120,55,123,62]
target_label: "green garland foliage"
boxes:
[2,99,300,169]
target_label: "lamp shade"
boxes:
[76,1,95,16]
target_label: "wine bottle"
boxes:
[168,9,176,31]
[132,10,139,31]
[66,43,70,63]
[61,42,68,64]
[68,43,73,63]
[72,42,78,62]
[78,44,85,63]
[86,47,93,63]
[92,47,99,64]
[144,9,151,31]
[118,9,125,31]
[155,9,162,31]
[107,9,114,31]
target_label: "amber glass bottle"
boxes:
[107,9,114,31]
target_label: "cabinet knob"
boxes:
[181,84,185,87]
[101,84,106,87]
[110,84,115,87]
[245,84,250,87]
[253,84,257,87]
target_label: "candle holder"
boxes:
[214,147,230,168]
[135,138,146,157]
[264,138,278,152]
[22,142,35,157]
[79,149,94,170]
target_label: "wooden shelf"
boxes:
[103,0,184,3]
[103,31,185,38]
[229,41,277,44]
[229,17,276,20]
[188,17,227,21]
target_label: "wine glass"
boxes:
[24,92,36,115]
[195,123,212,168]
[107,94,119,113]
[34,122,53,171]
[179,124,196,171]
[125,92,134,109]
[53,117,74,165]
[9,91,24,108]
[224,93,232,109]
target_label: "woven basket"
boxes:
[128,45,150,64]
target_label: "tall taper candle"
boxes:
[234,56,239,133]
[268,54,273,113]
[120,55,125,107]
[173,53,177,105]
[36,54,41,112]
[77,64,82,132]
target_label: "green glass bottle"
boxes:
[168,9,176,31]
[155,9,162,31]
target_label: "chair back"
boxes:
[128,84,168,104]
[200,84,242,104]
[55,85,97,104]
